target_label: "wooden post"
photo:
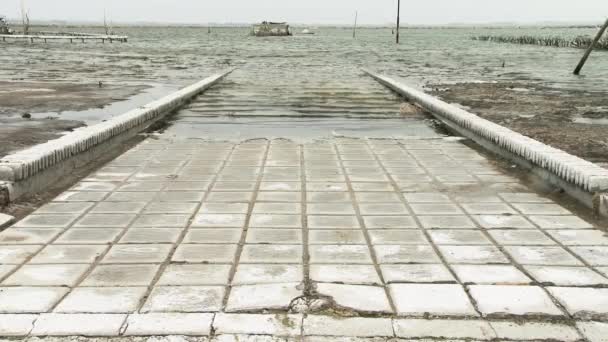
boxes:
[396,0,401,44]
[574,18,608,75]
[353,11,358,39]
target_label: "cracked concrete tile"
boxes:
[439,245,509,264]
[381,264,454,283]
[55,287,147,313]
[158,264,232,285]
[511,203,571,215]
[488,230,555,246]
[0,245,43,264]
[305,183,347,192]
[309,230,366,244]
[29,245,106,264]
[461,203,517,215]
[452,265,531,285]
[525,266,608,286]
[469,285,564,317]
[571,247,608,266]
[505,246,583,266]
[0,228,63,245]
[528,216,593,229]
[0,314,38,336]
[491,321,581,341]
[310,245,372,264]
[577,321,608,342]
[472,215,535,229]
[303,315,393,337]
[214,313,301,336]
[226,283,301,312]
[124,313,214,336]
[233,264,303,285]
[548,287,608,320]
[375,245,440,264]
[173,244,237,263]
[547,230,608,246]
[389,284,477,316]
[0,287,69,313]
[241,245,302,263]
[418,216,476,229]
[102,244,172,263]
[142,286,224,312]
[316,283,392,313]
[311,265,381,285]
[31,313,126,336]
[429,230,491,245]
[82,264,159,286]
[394,319,495,340]
[2,264,90,286]
[184,229,243,244]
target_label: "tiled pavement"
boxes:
[1,137,608,340]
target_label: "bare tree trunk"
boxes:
[353,11,358,39]
[396,0,401,44]
[574,18,608,75]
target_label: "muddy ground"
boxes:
[0,81,147,158]
[429,82,608,165]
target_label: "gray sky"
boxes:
[1,0,606,25]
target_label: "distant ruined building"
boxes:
[251,21,292,37]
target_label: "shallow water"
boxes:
[1,25,607,122]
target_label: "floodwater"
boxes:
[1,25,608,124]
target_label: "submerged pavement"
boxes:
[1,123,608,340]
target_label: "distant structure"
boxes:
[251,21,292,37]
[0,16,13,34]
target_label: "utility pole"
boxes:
[396,0,401,44]
[574,18,608,75]
[353,11,358,38]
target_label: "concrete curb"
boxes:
[364,69,608,215]
[0,68,235,203]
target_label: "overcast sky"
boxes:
[1,0,606,25]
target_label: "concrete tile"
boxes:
[31,313,126,336]
[0,245,42,264]
[308,203,356,215]
[389,284,477,316]
[489,230,555,245]
[157,191,206,202]
[102,244,172,263]
[381,264,454,283]
[469,285,564,317]
[90,202,147,214]
[462,203,517,215]
[0,314,37,336]
[124,313,213,336]
[14,214,80,228]
[548,230,608,246]
[310,245,372,264]
[233,264,303,285]
[577,321,608,342]
[200,203,249,214]
[158,264,232,285]
[308,215,359,229]
[132,214,190,228]
[303,315,393,337]
[36,202,94,214]
[207,192,253,202]
[72,181,120,191]
[491,321,581,341]
[29,245,107,264]
[260,182,301,191]
[418,215,476,229]
[54,191,108,202]
[55,287,146,313]
[247,229,302,244]
[307,192,350,203]
[173,244,237,263]
[529,215,593,229]
[144,202,199,214]
[241,245,302,263]
[75,214,136,228]
[358,203,407,215]
[375,245,440,264]
[55,228,122,244]
[184,229,243,244]
[572,247,608,266]
[439,245,509,264]
[355,192,400,203]
[0,228,63,244]
[599,267,608,277]
[82,264,159,286]
[118,181,165,192]
[142,286,224,312]
[3,264,89,286]
[505,246,583,266]
[411,203,463,215]
[316,283,392,313]
[120,228,182,243]
[351,182,393,191]
[214,313,301,336]
[0,265,15,279]
[253,203,301,214]
[309,230,366,244]
[0,287,68,313]
[548,287,608,319]
[368,230,427,245]
[403,192,451,203]
[311,265,381,285]
[526,266,608,286]
[257,191,301,202]
[250,214,302,228]
[306,183,348,192]
[453,265,531,285]
[511,203,571,215]
[106,191,158,202]
[499,193,553,203]
[226,283,301,312]
[165,181,210,191]
[212,182,257,191]
[363,216,418,229]
[394,319,495,340]
[473,215,535,229]
[429,230,491,245]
